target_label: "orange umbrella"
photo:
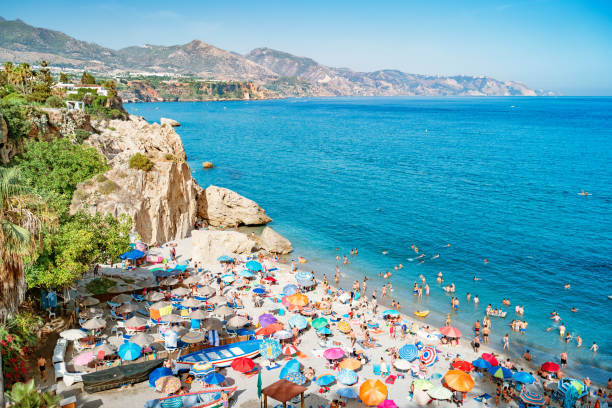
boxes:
[360,379,387,406]
[339,358,361,371]
[443,369,475,392]
[287,293,309,307]
[256,323,284,336]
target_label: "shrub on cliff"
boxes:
[45,95,64,108]
[129,153,153,171]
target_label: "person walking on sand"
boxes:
[503,333,510,351]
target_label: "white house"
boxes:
[52,83,109,96]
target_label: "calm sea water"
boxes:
[126,97,612,381]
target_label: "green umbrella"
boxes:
[413,379,433,390]
[428,386,452,400]
[312,317,329,330]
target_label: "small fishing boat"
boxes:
[414,310,430,318]
[176,340,261,367]
[144,386,237,408]
[82,359,163,393]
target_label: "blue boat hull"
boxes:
[177,340,262,367]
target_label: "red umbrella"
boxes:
[540,362,560,372]
[481,353,499,366]
[231,357,255,373]
[256,323,284,336]
[451,360,474,372]
[439,326,462,338]
[263,276,277,283]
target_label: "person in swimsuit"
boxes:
[482,326,490,344]
[560,352,568,368]
[473,335,481,353]
[38,356,47,381]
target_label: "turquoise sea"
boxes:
[126,97,612,382]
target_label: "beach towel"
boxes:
[385,375,397,384]
[208,330,219,347]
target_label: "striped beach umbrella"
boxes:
[295,271,313,281]
[488,366,514,380]
[283,284,298,296]
[337,369,358,385]
[337,320,351,333]
[190,362,214,377]
[399,344,418,361]
[260,338,282,359]
[283,371,306,385]
[282,344,298,356]
[419,346,437,366]
[288,315,307,330]
[520,391,545,406]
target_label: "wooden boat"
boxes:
[414,310,430,318]
[176,339,261,367]
[82,359,163,393]
[144,386,237,408]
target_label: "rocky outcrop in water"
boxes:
[161,117,180,127]
[258,226,293,254]
[199,185,272,227]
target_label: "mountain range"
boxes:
[0,17,550,97]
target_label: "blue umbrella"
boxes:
[337,369,358,385]
[472,358,492,369]
[239,270,255,278]
[513,371,535,384]
[315,374,336,386]
[118,342,141,361]
[295,271,313,281]
[217,255,233,262]
[246,260,263,272]
[280,358,302,378]
[283,284,298,296]
[337,388,359,399]
[120,250,145,260]
[317,327,332,335]
[488,366,514,380]
[283,371,306,385]
[382,309,400,317]
[399,344,419,361]
[253,287,266,295]
[149,367,173,388]
[288,315,307,330]
[204,372,226,385]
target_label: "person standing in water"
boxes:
[560,351,568,368]
[503,333,510,351]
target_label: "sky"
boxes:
[2,0,612,95]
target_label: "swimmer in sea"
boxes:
[437,271,443,278]
[398,263,403,269]
[473,276,481,281]
[576,334,582,347]
[484,259,489,264]
[431,254,440,260]
[570,307,578,313]
[473,295,479,304]
[564,283,570,289]
[378,272,384,278]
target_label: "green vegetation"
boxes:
[80,71,96,85]
[129,152,154,171]
[98,179,119,195]
[1,312,44,387]
[85,276,116,295]
[5,380,60,407]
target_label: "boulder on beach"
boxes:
[199,185,272,227]
[160,117,180,127]
[258,226,292,254]
[191,229,257,264]
[202,161,214,169]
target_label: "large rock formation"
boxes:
[200,185,272,227]
[258,226,293,254]
[191,229,258,265]
[161,117,180,127]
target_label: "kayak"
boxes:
[414,310,430,318]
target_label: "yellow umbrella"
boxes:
[337,320,351,333]
[287,293,309,307]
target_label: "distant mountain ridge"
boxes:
[0,17,550,97]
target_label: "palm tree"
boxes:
[0,167,52,406]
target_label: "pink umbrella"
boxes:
[323,347,345,360]
[74,351,95,366]
[378,400,398,408]
[439,326,462,338]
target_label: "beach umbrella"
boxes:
[274,330,293,340]
[439,326,462,338]
[288,315,308,330]
[151,301,172,310]
[337,369,357,385]
[117,303,139,314]
[82,317,106,330]
[253,287,266,295]
[399,344,418,361]
[382,309,400,317]
[338,358,361,371]
[513,372,536,384]
[197,287,216,298]
[217,255,234,263]
[245,260,263,272]
[93,343,116,359]
[282,344,298,356]
[413,389,430,406]
[190,362,214,377]
[488,366,514,380]
[283,371,307,385]
[283,284,298,296]
[161,314,183,323]
[74,351,95,366]
[541,362,560,372]
[172,287,191,297]
[209,295,228,304]
[239,270,255,278]
[155,375,181,394]
[451,360,474,372]
[558,379,586,397]
[360,379,387,406]
[338,388,359,399]
[279,358,301,378]
[316,374,336,386]
[323,347,345,360]
[337,321,351,333]
[287,293,309,307]
[160,277,179,286]
[338,293,350,303]
[413,379,433,390]
[378,401,398,408]
[145,292,165,302]
[182,298,203,308]
[295,271,313,281]
[260,338,282,359]
[472,358,492,369]
[60,329,87,341]
[317,327,332,335]
[444,369,475,392]
[125,316,148,328]
[259,313,277,327]
[226,315,249,328]
[118,342,142,361]
[221,274,235,284]
[81,297,100,307]
[181,331,206,344]
[188,309,208,320]
[256,323,283,336]
[215,305,233,317]
[428,386,453,400]
[393,359,411,371]
[149,367,173,388]
[120,249,145,260]
[521,391,545,406]
[202,318,223,331]
[231,357,255,373]
[312,317,329,329]
[263,276,277,283]
[182,275,201,285]
[419,346,437,366]
[481,353,499,366]
[130,332,154,347]
[204,372,226,385]
[111,294,132,303]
